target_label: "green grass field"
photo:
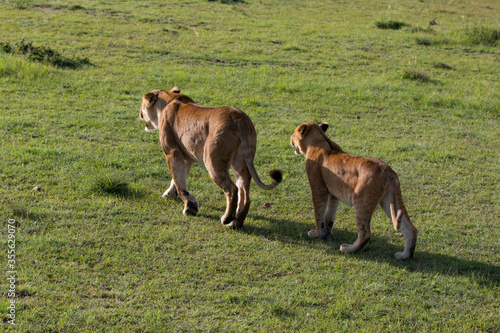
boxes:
[1,0,499,331]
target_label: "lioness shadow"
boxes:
[239,214,499,287]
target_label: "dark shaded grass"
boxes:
[402,69,431,82]
[89,175,141,198]
[0,40,90,69]
[434,62,453,70]
[465,26,500,46]
[375,20,407,30]
[208,0,246,4]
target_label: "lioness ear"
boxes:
[320,122,329,132]
[298,124,309,137]
[169,86,180,93]
[144,92,157,108]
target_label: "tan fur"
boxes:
[291,122,417,259]
[140,87,282,228]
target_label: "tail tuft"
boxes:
[269,169,283,183]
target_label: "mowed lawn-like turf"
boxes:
[0,0,499,331]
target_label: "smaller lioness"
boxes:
[291,122,417,260]
[140,87,282,229]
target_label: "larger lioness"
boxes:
[139,87,282,228]
[291,122,417,259]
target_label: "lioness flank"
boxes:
[291,122,417,260]
[140,87,282,229]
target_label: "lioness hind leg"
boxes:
[232,166,252,229]
[207,168,238,227]
[394,215,417,260]
[204,135,240,227]
[380,197,417,260]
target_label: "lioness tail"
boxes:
[238,117,282,191]
[389,175,403,231]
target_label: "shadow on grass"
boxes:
[89,176,144,199]
[1,40,91,69]
[239,214,500,287]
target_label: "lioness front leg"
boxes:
[324,195,339,235]
[162,163,192,200]
[162,179,179,200]
[307,189,329,239]
[165,152,199,216]
[162,162,192,200]
[340,207,372,253]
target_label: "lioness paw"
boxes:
[183,201,199,216]
[308,228,328,239]
[221,215,235,226]
[225,219,244,230]
[162,188,180,200]
[340,244,354,253]
[394,252,412,260]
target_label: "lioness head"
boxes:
[291,122,329,155]
[139,86,181,131]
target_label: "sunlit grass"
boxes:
[0,0,499,331]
